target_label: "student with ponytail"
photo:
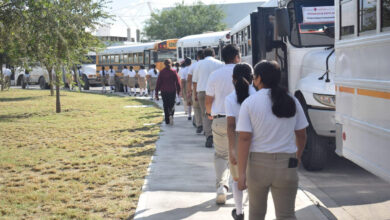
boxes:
[224,63,256,220]
[236,60,309,220]
[146,64,159,100]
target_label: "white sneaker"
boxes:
[169,116,174,125]
[216,185,227,205]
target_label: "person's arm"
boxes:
[295,128,307,164]
[227,116,237,165]
[193,82,198,101]
[237,131,252,190]
[175,71,181,96]
[155,72,161,100]
[187,74,192,98]
[205,95,214,119]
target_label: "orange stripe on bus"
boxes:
[339,86,355,94]
[357,89,390,100]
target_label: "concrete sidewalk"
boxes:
[130,98,329,220]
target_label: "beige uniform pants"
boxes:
[212,117,230,189]
[192,92,202,127]
[247,152,298,220]
[197,91,212,137]
[181,79,188,111]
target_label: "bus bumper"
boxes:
[308,108,336,137]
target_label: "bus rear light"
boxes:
[343,132,346,141]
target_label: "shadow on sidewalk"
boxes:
[132,195,234,220]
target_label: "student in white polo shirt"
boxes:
[236,60,309,220]
[108,65,116,93]
[122,66,129,94]
[146,64,159,100]
[224,63,256,220]
[193,48,224,148]
[205,44,241,205]
[187,50,204,133]
[128,66,137,96]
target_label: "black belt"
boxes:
[213,114,226,118]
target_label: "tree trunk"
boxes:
[48,67,54,96]
[55,70,61,113]
[0,61,3,91]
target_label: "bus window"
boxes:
[110,55,115,64]
[359,0,377,33]
[144,51,150,65]
[383,0,390,29]
[115,55,119,63]
[98,56,102,64]
[138,53,143,64]
[123,54,128,64]
[178,47,182,59]
[102,56,106,64]
[248,26,251,39]
[134,53,138,64]
[341,0,355,37]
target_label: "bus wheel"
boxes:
[83,75,90,90]
[39,77,46,90]
[302,125,328,171]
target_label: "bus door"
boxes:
[144,50,151,69]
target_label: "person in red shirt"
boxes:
[155,59,181,125]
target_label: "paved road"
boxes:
[9,86,390,219]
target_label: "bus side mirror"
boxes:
[275,8,290,37]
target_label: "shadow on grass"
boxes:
[0,112,48,122]
[123,148,155,158]
[112,127,151,133]
[122,140,157,149]
[0,96,39,102]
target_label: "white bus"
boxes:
[334,0,390,182]
[176,31,230,62]
[230,15,253,65]
[246,0,336,170]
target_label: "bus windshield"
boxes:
[288,0,335,47]
[157,50,176,62]
[82,55,96,64]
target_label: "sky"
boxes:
[96,0,265,38]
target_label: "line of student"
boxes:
[180,44,309,220]
[99,65,159,99]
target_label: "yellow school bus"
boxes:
[96,39,178,80]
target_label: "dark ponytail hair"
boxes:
[233,63,253,104]
[151,64,157,75]
[254,60,296,118]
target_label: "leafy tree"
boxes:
[144,1,226,40]
[1,0,108,112]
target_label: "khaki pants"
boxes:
[212,117,230,188]
[247,152,298,220]
[197,91,212,137]
[192,92,202,127]
[181,79,188,110]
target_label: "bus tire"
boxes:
[302,125,328,171]
[83,75,90,90]
[39,77,46,90]
[295,91,328,171]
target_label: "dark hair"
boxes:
[203,48,215,57]
[164,59,172,68]
[123,65,127,69]
[129,66,133,70]
[233,63,253,104]
[197,50,204,60]
[140,65,145,69]
[151,64,157,75]
[184,57,192,66]
[102,66,105,69]
[109,65,113,69]
[254,60,296,118]
[222,44,240,64]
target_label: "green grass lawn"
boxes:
[0,89,162,219]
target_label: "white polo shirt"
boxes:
[225,85,257,124]
[147,69,159,78]
[138,69,147,78]
[122,68,129,76]
[129,70,136,77]
[108,69,115,77]
[192,56,224,92]
[178,66,189,80]
[236,89,309,153]
[187,61,198,76]
[205,64,235,116]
